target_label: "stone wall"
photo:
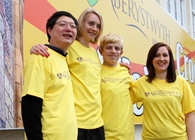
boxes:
[13,0,23,128]
[0,0,23,128]
[0,0,14,128]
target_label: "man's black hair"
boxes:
[46,11,78,42]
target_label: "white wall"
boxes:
[135,124,142,140]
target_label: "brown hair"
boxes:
[146,42,176,83]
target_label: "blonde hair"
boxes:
[100,33,124,50]
[77,8,104,44]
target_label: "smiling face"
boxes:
[152,46,170,74]
[82,13,101,43]
[48,16,77,50]
[100,42,123,67]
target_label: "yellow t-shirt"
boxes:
[66,40,103,129]
[101,64,134,140]
[22,48,77,140]
[131,75,195,140]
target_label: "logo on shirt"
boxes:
[145,90,182,98]
[76,57,101,67]
[77,57,83,62]
[102,77,128,83]
[57,71,70,80]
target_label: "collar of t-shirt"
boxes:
[44,44,68,57]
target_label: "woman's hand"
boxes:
[30,44,50,57]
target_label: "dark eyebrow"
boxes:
[55,21,75,24]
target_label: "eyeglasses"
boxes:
[55,21,78,30]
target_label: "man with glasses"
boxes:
[21,11,78,140]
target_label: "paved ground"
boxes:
[0,125,142,140]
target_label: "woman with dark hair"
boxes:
[131,42,195,140]
[146,42,176,83]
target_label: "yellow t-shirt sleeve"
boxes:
[181,78,195,114]
[22,55,49,99]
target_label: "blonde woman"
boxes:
[30,8,105,140]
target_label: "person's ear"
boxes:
[47,28,51,35]
[99,47,103,55]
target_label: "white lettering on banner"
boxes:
[176,42,195,84]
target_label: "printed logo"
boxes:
[144,90,182,97]
[145,92,150,97]
[102,77,128,83]
[57,71,70,80]
[77,57,83,62]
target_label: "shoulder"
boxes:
[176,75,188,83]
[176,75,185,80]
[71,40,82,48]
[175,76,192,90]
[25,54,46,66]
[134,75,148,84]
[136,75,147,81]
[25,48,60,67]
[67,40,79,52]
[119,64,129,70]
